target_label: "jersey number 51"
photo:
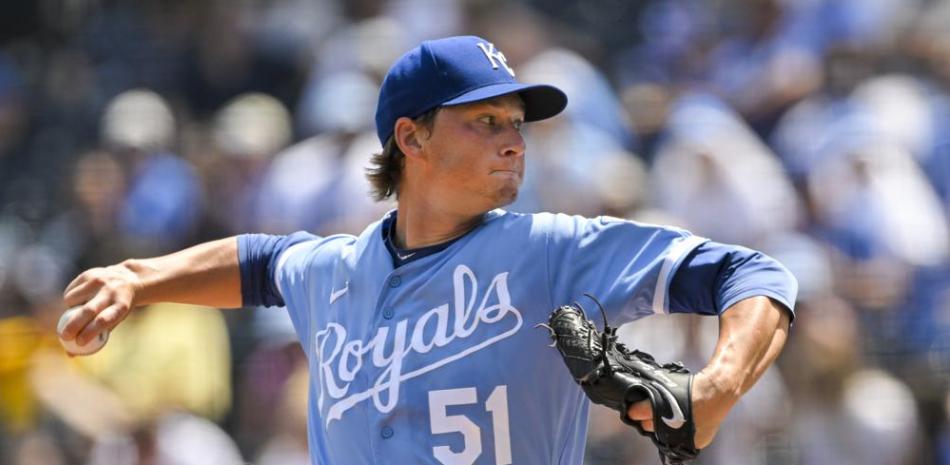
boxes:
[429,385,512,465]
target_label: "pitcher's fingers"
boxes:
[63,278,98,308]
[59,291,112,340]
[627,399,653,421]
[63,269,97,296]
[76,303,126,345]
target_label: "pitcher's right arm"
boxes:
[61,237,242,346]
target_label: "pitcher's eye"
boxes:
[478,115,496,126]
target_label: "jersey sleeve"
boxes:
[668,241,798,319]
[542,214,707,325]
[237,231,320,307]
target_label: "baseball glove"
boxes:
[539,294,700,465]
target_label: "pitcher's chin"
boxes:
[493,186,520,208]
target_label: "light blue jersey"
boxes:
[239,209,796,465]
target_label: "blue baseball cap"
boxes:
[375,35,568,145]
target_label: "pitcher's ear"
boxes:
[394,117,425,158]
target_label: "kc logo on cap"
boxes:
[476,42,515,77]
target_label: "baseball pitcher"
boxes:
[61,36,796,465]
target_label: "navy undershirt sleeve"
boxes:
[668,241,797,319]
[238,232,319,307]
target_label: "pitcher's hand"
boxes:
[61,264,141,345]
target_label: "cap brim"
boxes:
[441,82,567,122]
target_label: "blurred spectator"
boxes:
[256,131,392,235]
[231,305,306,459]
[900,4,950,218]
[0,52,26,163]
[650,92,802,246]
[176,3,307,118]
[794,368,923,465]
[520,48,633,147]
[784,291,926,465]
[255,71,391,235]
[65,150,128,267]
[384,0,463,44]
[611,0,714,88]
[806,140,949,268]
[16,301,236,465]
[769,37,883,180]
[851,75,936,162]
[510,48,636,216]
[0,315,41,434]
[314,16,412,82]
[86,412,244,465]
[255,361,310,465]
[76,303,232,423]
[620,81,676,162]
[708,0,823,136]
[100,89,204,255]
[203,92,292,236]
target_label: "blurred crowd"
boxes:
[0,0,949,464]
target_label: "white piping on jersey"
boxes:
[651,235,707,315]
[273,240,318,301]
[314,265,522,426]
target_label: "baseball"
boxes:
[57,307,109,356]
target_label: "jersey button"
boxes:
[389,276,401,288]
[383,308,394,319]
[381,426,394,439]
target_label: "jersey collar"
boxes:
[379,209,508,267]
